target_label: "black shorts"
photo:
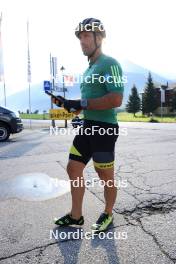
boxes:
[69,120,119,169]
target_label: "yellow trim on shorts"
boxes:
[70,145,82,157]
[93,161,114,169]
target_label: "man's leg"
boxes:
[67,159,86,220]
[94,166,117,215]
[54,139,90,226]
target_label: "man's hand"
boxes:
[52,95,83,113]
[63,100,82,113]
[52,95,65,107]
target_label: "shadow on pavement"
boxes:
[52,223,120,264]
[0,141,41,159]
[0,130,48,159]
[52,226,83,264]
[91,223,120,264]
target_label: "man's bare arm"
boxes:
[87,92,123,110]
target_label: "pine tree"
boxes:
[126,84,141,117]
[142,72,158,115]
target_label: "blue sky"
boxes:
[0,0,176,97]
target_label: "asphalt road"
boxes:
[0,122,176,264]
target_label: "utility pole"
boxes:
[60,66,67,128]
[3,79,6,107]
[50,54,56,127]
[27,20,32,129]
[0,13,7,107]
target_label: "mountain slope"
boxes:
[0,60,173,112]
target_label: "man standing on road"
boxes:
[52,18,124,232]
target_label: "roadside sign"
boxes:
[43,81,51,92]
[53,83,68,92]
[53,86,68,92]
[49,109,74,120]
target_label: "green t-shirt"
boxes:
[80,53,124,124]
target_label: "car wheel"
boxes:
[0,123,10,142]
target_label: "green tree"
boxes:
[142,72,158,115]
[126,84,141,117]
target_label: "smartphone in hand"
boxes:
[45,91,60,101]
[45,91,65,107]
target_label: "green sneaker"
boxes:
[54,213,84,226]
[91,213,113,232]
